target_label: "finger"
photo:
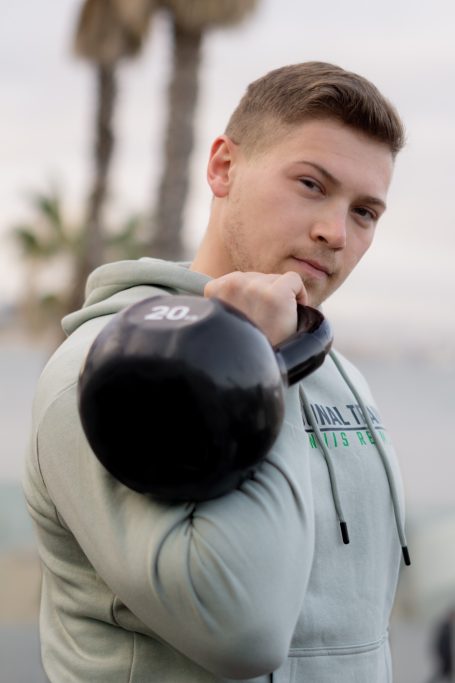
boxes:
[270,271,309,307]
[204,272,280,299]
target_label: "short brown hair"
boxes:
[225,61,405,157]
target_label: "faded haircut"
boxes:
[225,62,405,157]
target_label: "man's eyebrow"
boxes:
[296,160,387,211]
[360,195,387,211]
[297,161,341,186]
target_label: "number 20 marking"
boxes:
[145,305,191,321]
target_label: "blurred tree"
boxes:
[72,0,154,310]
[149,0,260,260]
[12,188,147,344]
[12,0,261,341]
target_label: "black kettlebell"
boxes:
[78,295,332,502]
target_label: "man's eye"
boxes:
[354,207,376,221]
[299,178,322,192]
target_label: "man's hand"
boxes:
[204,271,308,346]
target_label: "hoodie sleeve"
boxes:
[31,322,315,680]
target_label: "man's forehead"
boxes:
[278,121,394,191]
[279,118,392,153]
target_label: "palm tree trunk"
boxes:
[150,24,202,260]
[69,62,117,313]
[86,62,116,269]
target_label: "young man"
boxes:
[24,62,408,682]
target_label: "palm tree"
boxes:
[149,0,260,260]
[12,187,148,344]
[12,189,84,341]
[72,0,154,310]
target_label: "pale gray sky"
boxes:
[1,0,454,355]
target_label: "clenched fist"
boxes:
[204,271,308,346]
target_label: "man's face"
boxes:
[210,118,394,307]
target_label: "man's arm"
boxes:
[36,380,314,679]
[32,273,314,679]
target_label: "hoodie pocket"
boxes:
[271,635,391,683]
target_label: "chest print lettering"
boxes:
[302,402,390,450]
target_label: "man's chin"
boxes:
[304,276,341,309]
[303,285,327,310]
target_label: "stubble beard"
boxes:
[222,213,262,274]
[222,211,341,308]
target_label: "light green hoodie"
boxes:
[23,258,407,682]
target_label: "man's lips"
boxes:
[291,256,333,278]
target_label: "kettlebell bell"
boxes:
[78,295,332,502]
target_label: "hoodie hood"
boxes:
[63,258,210,336]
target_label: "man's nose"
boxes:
[310,210,347,249]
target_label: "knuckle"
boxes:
[205,272,245,300]
[282,270,302,285]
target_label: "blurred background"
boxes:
[1,0,454,681]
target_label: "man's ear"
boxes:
[207,135,239,197]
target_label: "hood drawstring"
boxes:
[299,387,350,545]
[300,350,411,567]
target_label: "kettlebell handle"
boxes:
[274,305,333,386]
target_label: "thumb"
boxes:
[280,271,309,307]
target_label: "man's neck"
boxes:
[190,228,232,278]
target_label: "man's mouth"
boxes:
[291,256,333,279]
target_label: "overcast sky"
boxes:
[1,0,454,356]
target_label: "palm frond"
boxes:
[74,0,154,64]
[160,0,259,33]
[31,192,64,236]
[12,226,43,256]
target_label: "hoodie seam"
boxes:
[288,632,388,657]
[127,631,136,683]
[35,380,78,482]
[32,380,80,528]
